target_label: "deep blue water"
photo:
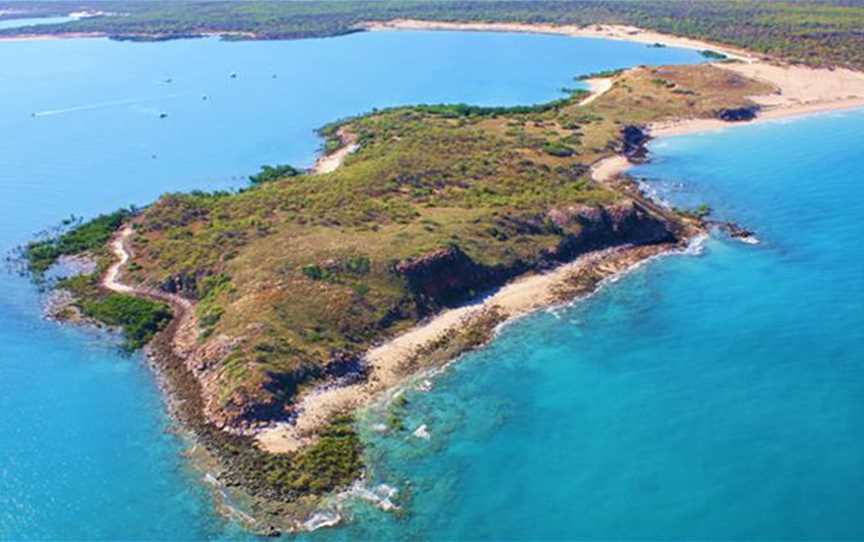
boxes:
[326,111,864,540]
[0,31,706,540]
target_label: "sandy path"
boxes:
[579,77,614,106]
[313,129,359,174]
[103,226,195,338]
[103,227,135,294]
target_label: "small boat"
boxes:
[272,74,277,79]
[164,78,172,83]
[202,95,208,100]
[230,72,237,79]
[159,113,168,119]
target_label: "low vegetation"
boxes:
[39,64,772,416]
[80,293,173,350]
[110,63,772,428]
[57,272,172,350]
[217,415,363,501]
[25,209,131,273]
[30,62,774,513]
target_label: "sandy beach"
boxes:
[579,77,614,106]
[0,32,106,42]
[363,19,756,62]
[591,61,864,179]
[256,243,676,453]
[313,129,359,174]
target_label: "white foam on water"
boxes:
[304,480,400,532]
[413,424,431,440]
[345,482,400,511]
[302,509,342,531]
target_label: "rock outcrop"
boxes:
[716,105,760,122]
[620,125,651,162]
[396,200,677,313]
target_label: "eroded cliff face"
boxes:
[396,200,677,315]
[548,200,678,255]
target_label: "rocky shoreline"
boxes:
[24,22,804,532]
[72,114,711,534]
[81,170,701,535]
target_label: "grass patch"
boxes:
[79,293,173,350]
[221,415,363,499]
[70,63,773,427]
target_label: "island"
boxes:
[19,6,864,535]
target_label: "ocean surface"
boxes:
[0,30,708,540]
[318,111,864,540]
[0,16,79,30]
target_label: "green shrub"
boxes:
[79,293,172,350]
[255,415,363,496]
[302,264,325,281]
[344,256,371,275]
[542,141,576,157]
[700,49,728,60]
[249,164,302,185]
[26,209,132,273]
[196,273,233,337]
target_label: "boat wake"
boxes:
[31,93,192,117]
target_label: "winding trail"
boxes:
[103,226,136,293]
[103,225,195,343]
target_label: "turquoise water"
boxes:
[0,31,706,540]
[325,111,864,539]
[0,16,79,30]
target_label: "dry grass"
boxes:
[121,63,773,425]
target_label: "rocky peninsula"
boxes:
[24,22,864,533]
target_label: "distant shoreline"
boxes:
[362,19,757,61]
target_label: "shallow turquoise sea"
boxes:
[0,30,709,540]
[319,111,864,540]
[1,23,862,541]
